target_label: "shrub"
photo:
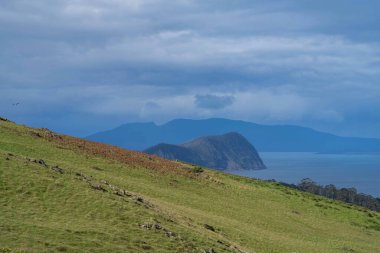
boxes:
[193,166,204,173]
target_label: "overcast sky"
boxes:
[1,0,380,137]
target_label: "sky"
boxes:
[1,0,380,137]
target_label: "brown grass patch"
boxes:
[36,129,194,176]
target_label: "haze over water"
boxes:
[229,152,380,197]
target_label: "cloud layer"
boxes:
[1,0,380,137]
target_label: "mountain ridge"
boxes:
[87,118,380,152]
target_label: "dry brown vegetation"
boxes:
[37,128,195,176]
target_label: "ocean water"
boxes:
[228,152,380,197]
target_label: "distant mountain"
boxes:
[86,118,380,152]
[144,132,266,170]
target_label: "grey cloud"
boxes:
[144,101,161,109]
[195,94,235,110]
[1,1,379,90]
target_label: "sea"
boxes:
[228,152,380,197]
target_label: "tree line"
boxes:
[274,178,380,212]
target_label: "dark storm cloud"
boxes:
[1,0,380,137]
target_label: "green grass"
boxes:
[1,120,380,253]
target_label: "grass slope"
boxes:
[0,119,380,253]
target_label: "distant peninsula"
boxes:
[144,132,266,170]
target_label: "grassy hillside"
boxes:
[1,119,380,253]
